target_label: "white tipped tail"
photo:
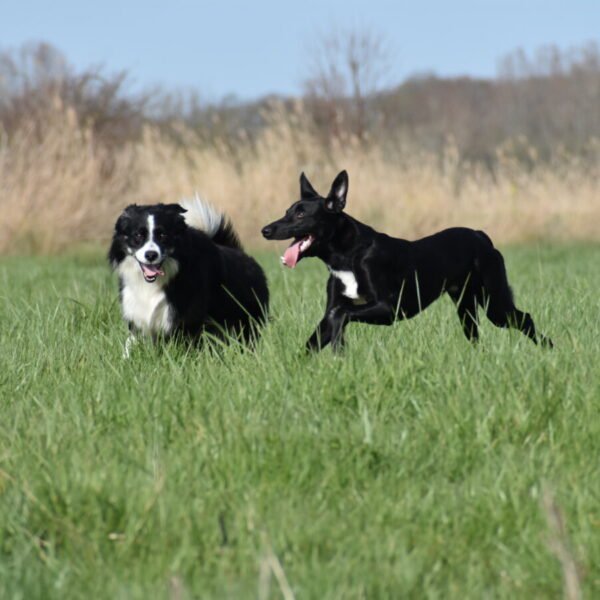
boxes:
[179,193,223,238]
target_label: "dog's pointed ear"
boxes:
[300,172,319,199]
[324,170,348,212]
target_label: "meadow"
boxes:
[1,244,598,599]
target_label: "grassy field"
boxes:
[0,244,599,599]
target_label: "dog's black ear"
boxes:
[115,204,138,233]
[324,170,348,212]
[300,172,319,199]
[163,203,187,214]
[122,204,138,216]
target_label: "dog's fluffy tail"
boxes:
[179,194,242,250]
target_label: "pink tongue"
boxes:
[141,263,164,277]
[282,240,303,268]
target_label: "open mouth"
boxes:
[138,261,165,283]
[281,235,314,268]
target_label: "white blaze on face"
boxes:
[134,214,162,264]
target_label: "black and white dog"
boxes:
[109,197,269,355]
[262,170,552,351]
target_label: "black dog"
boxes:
[109,197,269,356]
[262,171,552,351]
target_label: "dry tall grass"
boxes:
[1,101,598,254]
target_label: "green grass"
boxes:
[0,245,599,599]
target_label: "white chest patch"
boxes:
[329,268,360,300]
[118,256,174,335]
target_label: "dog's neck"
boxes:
[314,213,372,270]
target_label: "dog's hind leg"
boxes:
[479,248,552,347]
[448,280,480,343]
[486,304,543,345]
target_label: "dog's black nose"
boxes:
[262,226,273,239]
[145,250,159,262]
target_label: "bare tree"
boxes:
[0,42,150,147]
[303,27,390,141]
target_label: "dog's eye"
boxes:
[296,211,305,219]
[155,231,166,242]
[132,231,145,244]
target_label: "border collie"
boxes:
[109,197,269,356]
[262,170,552,351]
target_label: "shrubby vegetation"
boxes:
[0,40,598,253]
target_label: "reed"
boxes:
[1,101,598,254]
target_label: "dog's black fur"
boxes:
[262,170,552,351]
[109,201,269,346]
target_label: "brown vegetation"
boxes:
[0,42,598,254]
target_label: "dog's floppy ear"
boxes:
[163,203,187,214]
[300,172,319,199]
[122,204,138,217]
[115,204,138,233]
[324,170,348,212]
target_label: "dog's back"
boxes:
[180,196,269,339]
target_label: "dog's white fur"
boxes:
[118,196,222,346]
[179,193,223,237]
[329,268,360,299]
[118,255,178,336]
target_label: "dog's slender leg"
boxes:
[329,311,348,352]
[503,309,551,346]
[479,247,552,347]
[508,311,553,348]
[123,333,137,359]
[448,283,480,343]
[457,304,479,342]
[486,300,555,347]
[510,310,538,344]
[306,317,333,352]
[340,301,396,325]
[306,276,347,352]
[329,301,395,348]
[482,287,549,346]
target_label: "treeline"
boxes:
[1,40,599,167]
[373,43,600,164]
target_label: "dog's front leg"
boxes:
[306,276,345,352]
[123,333,137,359]
[307,310,348,352]
[328,307,350,352]
[306,316,334,352]
[122,322,139,359]
[343,301,396,325]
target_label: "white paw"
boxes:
[122,335,137,359]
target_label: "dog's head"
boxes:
[261,170,349,268]
[109,203,187,282]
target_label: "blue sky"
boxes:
[1,0,598,100]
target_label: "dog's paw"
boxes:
[305,339,322,353]
[122,335,137,359]
[330,336,346,354]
